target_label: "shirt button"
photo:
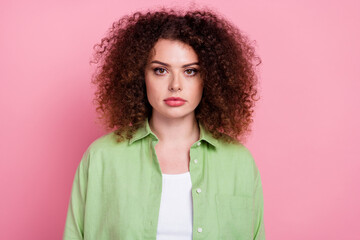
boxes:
[197,142,201,146]
[197,227,203,233]
[196,188,202,193]
[194,159,198,164]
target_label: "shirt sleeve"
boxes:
[63,149,90,240]
[253,166,265,240]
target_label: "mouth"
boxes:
[164,97,186,102]
[164,97,186,107]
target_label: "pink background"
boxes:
[1,0,359,239]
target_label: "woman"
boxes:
[63,7,264,240]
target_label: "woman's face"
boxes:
[145,38,203,120]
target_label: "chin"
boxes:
[155,109,195,120]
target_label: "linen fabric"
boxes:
[63,118,265,239]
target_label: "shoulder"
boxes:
[215,140,256,165]
[86,131,130,153]
[87,131,119,150]
[79,131,130,165]
[76,131,137,173]
[211,140,259,178]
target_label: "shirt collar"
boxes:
[128,117,218,148]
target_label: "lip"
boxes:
[164,97,186,101]
[164,97,186,107]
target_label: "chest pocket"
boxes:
[215,194,254,240]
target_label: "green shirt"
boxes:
[63,118,265,240]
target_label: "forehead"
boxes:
[148,39,198,64]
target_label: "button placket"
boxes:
[191,140,205,237]
[192,141,200,165]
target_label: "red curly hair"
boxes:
[91,7,261,144]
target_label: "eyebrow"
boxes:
[150,60,199,68]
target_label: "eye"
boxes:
[184,68,198,76]
[153,67,167,75]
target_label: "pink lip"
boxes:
[164,97,186,107]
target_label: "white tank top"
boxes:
[156,171,193,240]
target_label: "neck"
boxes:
[148,112,200,144]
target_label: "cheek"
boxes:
[195,83,204,98]
[188,83,203,106]
[146,83,157,96]
[145,80,161,104]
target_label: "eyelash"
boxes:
[153,67,199,76]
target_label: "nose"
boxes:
[168,72,182,92]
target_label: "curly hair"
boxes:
[91,7,261,144]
